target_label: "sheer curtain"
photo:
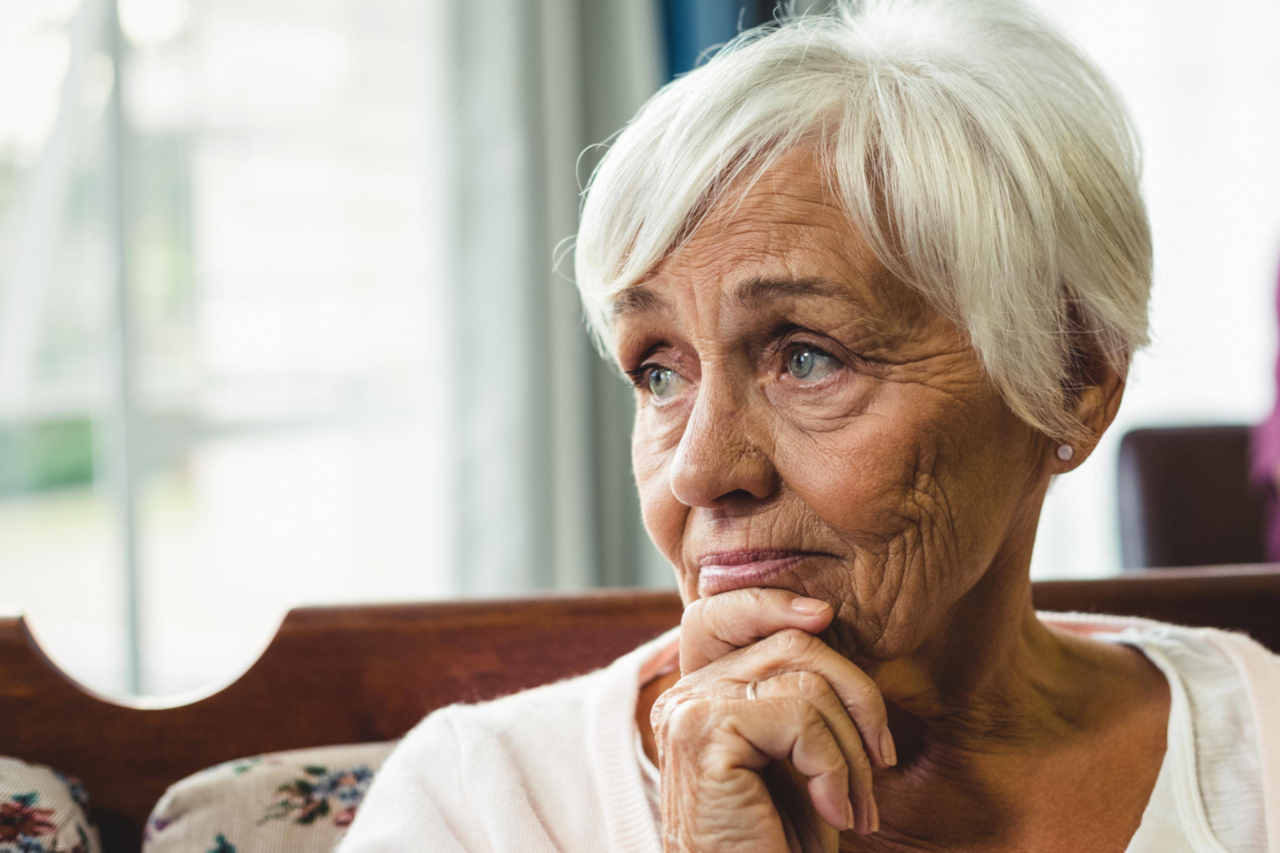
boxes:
[444,0,670,595]
[1026,0,1280,578]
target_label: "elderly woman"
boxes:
[339,1,1279,851]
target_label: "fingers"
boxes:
[670,585,896,841]
[690,698,858,834]
[680,589,897,769]
[754,671,878,835]
[746,629,896,770]
[681,589,834,673]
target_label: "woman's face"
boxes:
[614,151,1054,663]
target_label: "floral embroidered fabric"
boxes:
[144,742,394,853]
[0,757,102,853]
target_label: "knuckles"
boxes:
[679,597,707,633]
[847,676,884,713]
[664,699,707,740]
[650,691,676,736]
[788,669,829,701]
[764,627,822,664]
[653,694,715,752]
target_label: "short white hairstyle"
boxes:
[573,0,1151,443]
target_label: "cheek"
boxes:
[632,414,688,577]
[775,420,924,546]
[779,387,1035,600]
[772,413,975,650]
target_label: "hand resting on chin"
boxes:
[642,588,897,853]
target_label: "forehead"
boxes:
[614,148,928,327]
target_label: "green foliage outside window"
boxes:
[0,418,95,497]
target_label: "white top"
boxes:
[1104,624,1265,853]
[337,619,1271,853]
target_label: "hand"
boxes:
[651,589,896,853]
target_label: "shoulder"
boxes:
[398,663,609,764]
[1042,614,1276,853]
[1042,611,1280,706]
[1041,611,1279,667]
[338,628,678,853]
[415,624,680,753]
[394,623,677,749]
[335,669,615,853]
[1133,625,1277,853]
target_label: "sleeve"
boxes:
[336,709,488,853]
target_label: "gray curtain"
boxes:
[445,0,674,594]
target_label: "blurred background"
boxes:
[1,0,1278,699]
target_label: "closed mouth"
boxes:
[696,549,825,596]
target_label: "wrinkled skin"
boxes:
[618,149,1170,852]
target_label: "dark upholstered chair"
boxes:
[1117,425,1270,569]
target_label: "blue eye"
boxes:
[647,367,682,400]
[787,346,838,381]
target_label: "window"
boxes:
[0,0,451,696]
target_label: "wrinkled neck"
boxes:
[886,558,1063,721]
[869,480,1095,749]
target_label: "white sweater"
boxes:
[338,617,1279,853]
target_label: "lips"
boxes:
[696,549,823,596]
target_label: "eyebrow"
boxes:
[731,276,867,311]
[611,276,866,321]
[611,284,673,319]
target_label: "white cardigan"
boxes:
[337,617,1279,853]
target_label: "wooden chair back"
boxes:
[3,566,1280,852]
[1117,425,1270,568]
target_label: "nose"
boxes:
[667,374,780,508]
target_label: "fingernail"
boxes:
[790,598,829,617]
[880,729,898,767]
[844,799,856,832]
[871,797,880,833]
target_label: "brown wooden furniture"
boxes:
[1117,425,1270,568]
[4,567,1280,852]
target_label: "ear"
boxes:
[1054,361,1125,472]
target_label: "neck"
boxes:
[859,474,1073,741]
[873,555,1076,750]
[851,499,1168,850]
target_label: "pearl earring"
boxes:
[1057,444,1074,462]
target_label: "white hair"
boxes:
[573,0,1151,443]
